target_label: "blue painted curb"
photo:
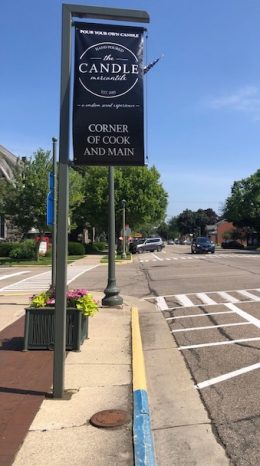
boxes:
[133,389,156,466]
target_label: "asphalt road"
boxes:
[1,245,260,465]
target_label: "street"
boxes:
[1,245,260,464]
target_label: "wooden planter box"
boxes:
[23,307,88,351]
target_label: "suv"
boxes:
[135,237,165,253]
[191,236,215,254]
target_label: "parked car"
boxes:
[221,240,244,249]
[191,236,215,254]
[167,239,174,245]
[134,237,165,253]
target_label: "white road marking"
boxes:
[0,265,99,292]
[178,337,260,350]
[166,310,235,321]
[237,289,260,301]
[196,293,217,305]
[224,302,260,328]
[217,291,239,303]
[0,271,29,281]
[156,296,168,311]
[172,322,251,333]
[151,253,163,261]
[195,362,260,389]
[175,294,194,307]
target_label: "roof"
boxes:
[0,145,18,181]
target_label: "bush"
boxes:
[68,241,85,256]
[84,243,100,254]
[93,241,107,251]
[9,240,36,260]
[0,242,16,257]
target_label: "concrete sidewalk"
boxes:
[0,254,231,465]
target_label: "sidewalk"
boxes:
[0,255,231,465]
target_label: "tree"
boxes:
[3,148,84,243]
[72,165,168,237]
[223,169,260,237]
[175,208,219,236]
[3,149,52,237]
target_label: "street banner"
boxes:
[73,22,145,166]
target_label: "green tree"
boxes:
[224,173,260,228]
[72,165,168,236]
[176,208,218,236]
[3,149,52,237]
[223,169,260,234]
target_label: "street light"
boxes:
[122,199,126,259]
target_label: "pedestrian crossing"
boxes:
[138,253,260,263]
[0,265,98,292]
[145,287,260,310]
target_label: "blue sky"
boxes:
[1,1,260,219]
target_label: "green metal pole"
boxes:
[51,137,57,289]
[102,167,123,306]
[53,5,70,399]
[122,200,126,259]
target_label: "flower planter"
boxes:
[23,307,88,351]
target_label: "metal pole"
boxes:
[53,5,70,398]
[51,137,57,289]
[122,200,126,259]
[102,167,123,306]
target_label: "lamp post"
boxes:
[121,200,126,259]
[102,167,123,306]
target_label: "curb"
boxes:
[131,306,156,466]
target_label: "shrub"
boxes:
[93,241,107,251]
[9,240,36,260]
[68,241,85,256]
[0,242,16,257]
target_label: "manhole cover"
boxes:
[90,409,130,428]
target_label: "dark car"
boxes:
[221,240,244,249]
[191,236,215,254]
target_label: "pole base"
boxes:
[102,285,123,306]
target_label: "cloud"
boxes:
[207,86,260,117]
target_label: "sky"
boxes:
[1,0,260,219]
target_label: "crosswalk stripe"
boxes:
[196,293,217,305]
[217,291,239,303]
[0,271,29,281]
[236,290,260,301]
[0,265,98,292]
[175,294,194,307]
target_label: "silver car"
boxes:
[136,237,165,253]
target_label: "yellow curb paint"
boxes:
[132,306,147,392]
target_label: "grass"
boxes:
[0,255,85,266]
[100,253,132,264]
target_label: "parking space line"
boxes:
[178,337,260,350]
[195,362,260,389]
[172,322,251,333]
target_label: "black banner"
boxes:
[73,23,145,166]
